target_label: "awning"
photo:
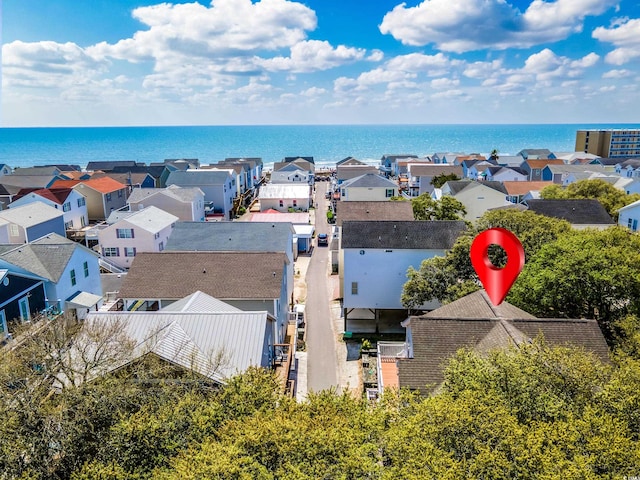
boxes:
[66,291,103,309]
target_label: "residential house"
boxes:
[92,172,156,190]
[270,162,314,185]
[431,152,465,164]
[525,199,614,229]
[0,175,59,191]
[616,158,640,178]
[0,185,21,210]
[452,154,486,166]
[335,201,414,227]
[483,166,528,182]
[383,290,609,395]
[460,159,482,178]
[165,221,296,304]
[617,178,640,195]
[561,172,622,187]
[380,154,418,176]
[97,206,178,269]
[0,233,102,323]
[0,164,12,177]
[467,161,498,180]
[165,169,236,220]
[440,181,509,221]
[248,211,312,253]
[112,165,167,187]
[618,199,640,232]
[210,162,248,195]
[521,159,565,181]
[0,266,47,337]
[394,158,431,178]
[258,184,311,212]
[339,173,399,201]
[518,149,556,160]
[555,152,601,164]
[340,220,466,333]
[127,185,205,221]
[542,164,607,184]
[502,181,553,204]
[336,156,364,167]
[86,160,139,172]
[336,164,379,184]
[0,203,66,243]
[9,188,89,232]
[496,155,527,168]
[407,164,462,196]
[51,177,128,221]
[223,158,263,189]
[117,251,291,342]
[82,292,277,385]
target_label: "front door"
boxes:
[18,297,30,322]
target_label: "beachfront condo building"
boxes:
[575,129,640,158]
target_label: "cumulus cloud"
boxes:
[520,48,599,81]
[602,68,632,78]
[430,77,460,89]
[593,18,640,65]
[380,0,618,52]
[257,40,367,72]
[2,40,108,88]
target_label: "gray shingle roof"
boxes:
[341,173,398,189]
[445,180,508,195]
[0,202,64,228]
[409,165,462,177]
[424,290,535,319]
[341,220,466,249]
[166,170,231,186]
[336,201,414,226]
[525,199,614,225]
[397,290,610,394]
[118,251,287,300]
[0,233,92,282]
[166,221,294,252]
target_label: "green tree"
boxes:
[402,209,570,307]
[509,226,640,338]
[541,178,640,220]
[411,194,466,221]
[430,173,461,189]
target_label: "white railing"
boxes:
[98,258,126,274]
[377,341,409,358]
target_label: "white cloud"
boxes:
[602,69,632,78]
[430,77,460,89]
[380,0,618,53]
[2,40,108,89]
[593,18,640,65]
[600,85,617,92]
[431,89,467,99]
[357,67,415,86]
[301,86,327,97]
[257,40,366,72]
[520,48,599,81]
[367,50,384,62]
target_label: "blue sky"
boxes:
[2,0,640,126]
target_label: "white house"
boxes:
[9,187,89,232]
[441,181,509,221]
[339,173,399,201]
[98,206,178,269]
[258,184,311,212]
[340,220,466,333]
[127,185,205,222]
[484,166,529,183]
[166,169,236,220]
[618,199,640,232]
[270,163,314,185]
[407,164,462,196]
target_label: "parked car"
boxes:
[317,233,328,246]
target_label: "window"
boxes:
[125,247,136,257]
[65,220,74,230]
[385,189,394,198]
[106,193,112,202]
[118,189,123,198]
[9,224,19,237]
[103,247,120,257]
[116,228,134,239]
[351,282,358,295]
[634,219,639,232]
[158,241,164,252]
[154,232,160,239]
[83,261,89,277]
[70,269,76,286]
[77,197,86,207]
[279,200,284,208]
[81,216,86,227]
[293,199,297,207]
[62,202,71,212]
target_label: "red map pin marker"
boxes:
[470,227,525,306]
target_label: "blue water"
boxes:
[0,124,637,170]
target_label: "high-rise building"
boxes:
[575,129,640,158]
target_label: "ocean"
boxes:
[0,124,637,170]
